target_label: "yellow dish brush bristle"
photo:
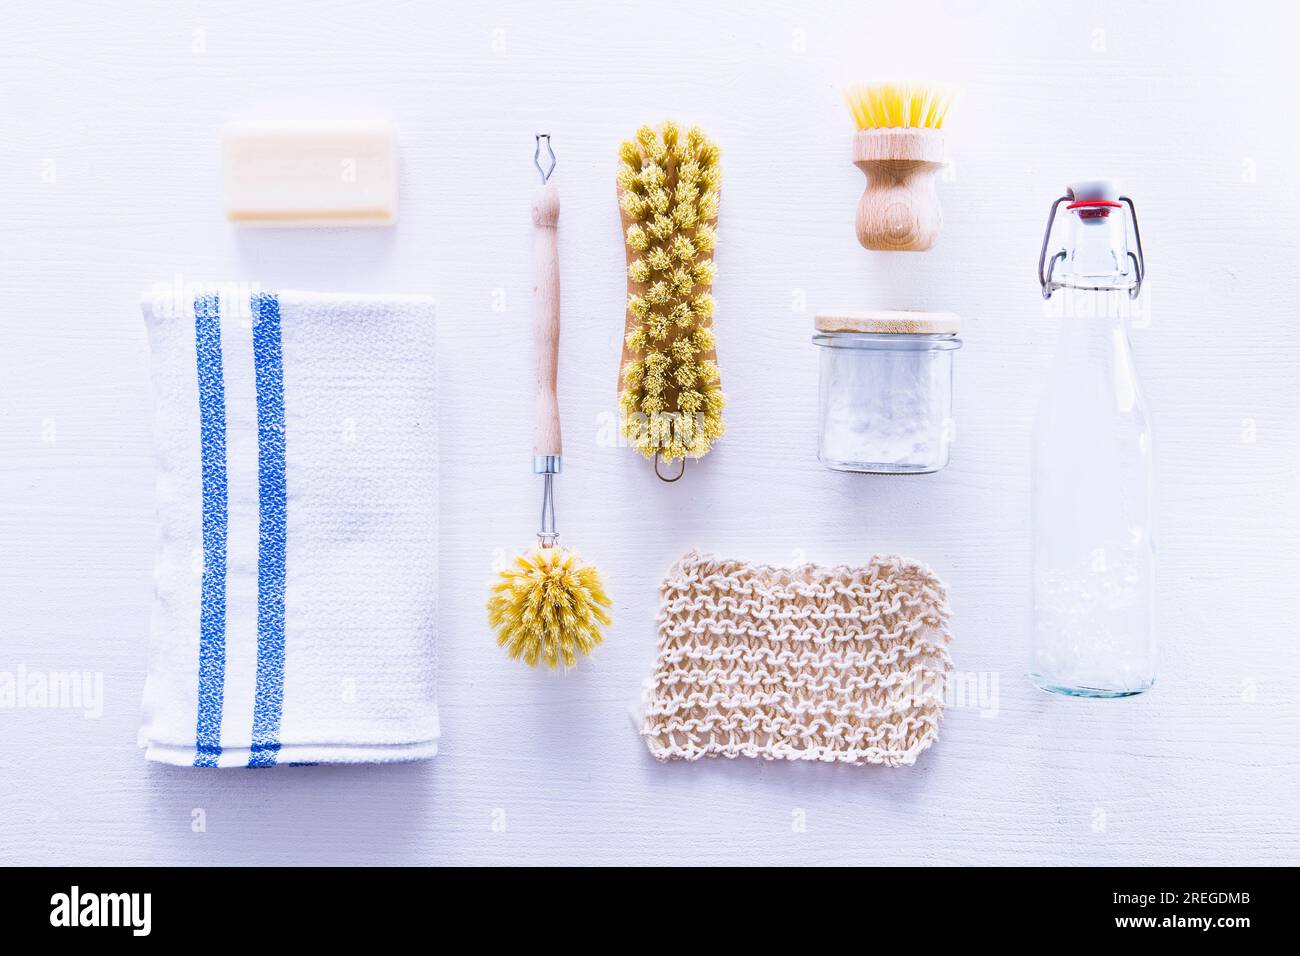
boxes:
[487,546,612,669]
[617,120,724,464]
[843,82,956,130]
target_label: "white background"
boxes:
[2,0,1298,866]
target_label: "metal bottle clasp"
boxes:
[1038,195,1146,300]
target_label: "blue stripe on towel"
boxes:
[248,291,288,767]
[194,292,228,768]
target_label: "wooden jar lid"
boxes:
[815,310,960,335]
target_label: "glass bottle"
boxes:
[1030,181,1154,697]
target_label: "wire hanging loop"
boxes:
[654,452,687,483]
[534,134,556,185]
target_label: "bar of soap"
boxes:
[222,121,398,227]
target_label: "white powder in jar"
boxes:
[818,342,954,472]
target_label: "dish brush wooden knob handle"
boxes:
[532,181,562,459]
[853,128,945,252]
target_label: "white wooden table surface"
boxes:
[2,0,1298,866]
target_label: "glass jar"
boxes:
[812,311,962,474]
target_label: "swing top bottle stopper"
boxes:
[1038,180,1145,299]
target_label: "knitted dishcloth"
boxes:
[641,550,953,767]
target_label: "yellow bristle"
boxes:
[648,214,674,240]
[647,247,673,271]
[618,141,642,168]
[487,547,611,669]
[843,82,956,130]
[697,192,719,221]
[640,163,666,189]
[616,166,639,192]
[620,191,646,219]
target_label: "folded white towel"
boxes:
[139,289,438,767]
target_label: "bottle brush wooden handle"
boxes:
[853,128,946,252]
[532,181,562,459]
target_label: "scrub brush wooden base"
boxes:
[853,128,945,251]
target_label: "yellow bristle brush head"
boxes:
[843,82,956,130]
[487,546,612,669]
[617,121,724,471]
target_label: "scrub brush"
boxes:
[487,136,612,669]
[616,121,723,482]
[844,82,956,251]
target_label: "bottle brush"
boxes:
[487,136,611,669]
[616,121,723,480]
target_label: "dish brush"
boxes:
[844,82,956,251]
[487,135,611,669]
[616,121,723,482]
